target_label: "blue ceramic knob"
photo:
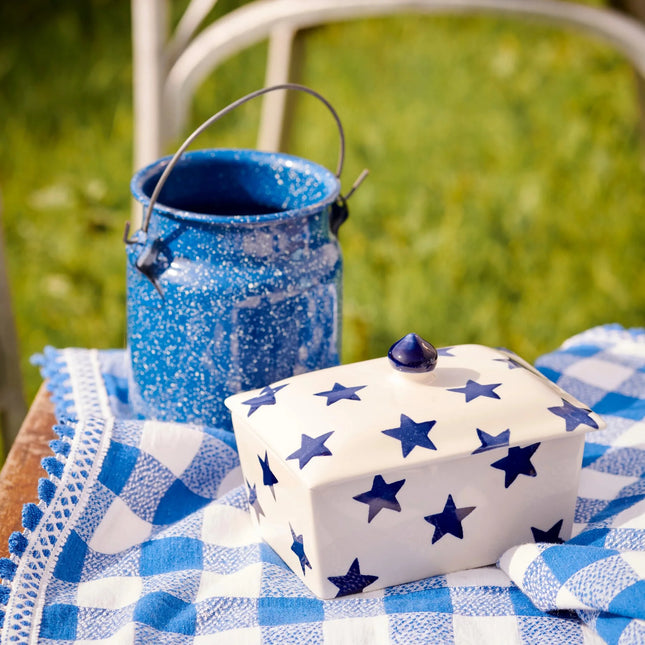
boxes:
[388,333,438,373]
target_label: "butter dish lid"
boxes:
[225,334,605,488]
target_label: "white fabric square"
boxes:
[139,420,203,476]
[578,469,637,501]
[452,614,520,644]
[621,552,645,578]
[89,496,152,554]
[76,623,135,644]
[613,499,645,530]
[201,502,257,547]
[76,576,143,609]
[564,358,633,391]
[194,627,262,644]
[445,566,511,588]
[555,585,594,610]
[196,563,263,600]
[612,422,645,448]
[322,615,391,644]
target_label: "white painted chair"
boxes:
[132,0,645,183]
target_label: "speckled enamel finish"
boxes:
[127,149,343,431]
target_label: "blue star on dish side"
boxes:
[286,431,334,469]
[258,451,279,499]
[246,480,264,520]
[491,442,540,488]
[327,558,378,597]
[382,414,437,458]
[424,494,476,544]
[548,399,599,432]
[314,382,366,405]
[290,524,312,575]
[531,519,564,544]
[353,475,406,523]
[471,428,511,454]
[448,379,502,403]
[242,383,288,416]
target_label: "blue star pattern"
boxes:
[424,494,476,544]
[548,399,599,432]
[314,382,366,405]
[258,451,279,498]
[531,519,564,544]
[286,431,334,469]
[437,347,455,357]
[246,480,264,520]
[491,443,540,488]
[382,414,437,458]
[327,558,378,597]
[290,525,312,574]
[471,428,511,454]
[353,475,406,523]
[493,356,523,369]
[242,384,288,416]
[448,379,502,402]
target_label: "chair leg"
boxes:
[0,209,26,455]
[258,24,307,152]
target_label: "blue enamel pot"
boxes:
[126,85,363,431]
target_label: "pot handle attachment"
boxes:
[125,82,367,239]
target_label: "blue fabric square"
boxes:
[98,441,139,495]
[508,586,545,617]
[53,530,88,583]
[384,586,453,614]
[153,479,211,525]
[537,366,561,384]
[39,603,78,640]
[541,545,617,585]
[258,597,324,626]
[595,611,633,645]
[140,537,203,575]
[608,580,645,618]
[594,392,645,420]
[133,591,196,635]
[387,611,454,643]
[582,442,611,468]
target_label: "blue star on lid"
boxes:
[491,442,540,488]
[290,525,312,574]
[548,399,599,432]
[437,347,455,357]
[242,383,288,416]
[327,558,378,597]
[382,414,437,458]
[471,428,511,454]
[246,480,264,519]
[493,356,524,369]
[286,431,334,469]
[258,451,279,499]
[353,475,406,523]
[448,379,502,402]
[315,382,366,405]
[531,519,564,544]
[424,494,476,544]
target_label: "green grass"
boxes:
[1,1,645,436]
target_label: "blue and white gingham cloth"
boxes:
[0,324,643,644]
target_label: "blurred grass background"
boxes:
[1,0,645,452]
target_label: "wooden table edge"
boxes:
[0,384,56,559]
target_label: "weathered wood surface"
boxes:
[0,385,55,559]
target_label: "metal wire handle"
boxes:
[136,83,349,235]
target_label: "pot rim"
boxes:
[130,148,342,226]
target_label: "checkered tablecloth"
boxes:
[1,324,643,644]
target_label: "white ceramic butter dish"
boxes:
[225,333,604,598]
